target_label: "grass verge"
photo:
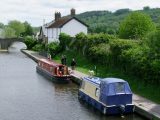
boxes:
[54,50,160,104]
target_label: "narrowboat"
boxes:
[78,77,134,115]
[36,58,71,83]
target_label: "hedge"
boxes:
[59,32,160,85]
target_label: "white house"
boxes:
[39,9,88,43]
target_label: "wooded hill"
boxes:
[76,7,160,34]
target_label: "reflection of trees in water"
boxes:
[54,83,78,96]
[9,42,26,51]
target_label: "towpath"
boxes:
[21,49,160,120]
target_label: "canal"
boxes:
[0,42,146,120]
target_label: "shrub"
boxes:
[24,36,37,49]
[88,43,111,65]
[59,33,72,51]
[32,43,45,52]
[145,30,160,54]
[48,42,60,56]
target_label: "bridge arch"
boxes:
[0,38,24,50]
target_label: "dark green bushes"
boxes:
[59,32,160,85]
[48,42,60,56]
[32,43,45,52]
[59,33,72,51]
[24,36,37,49]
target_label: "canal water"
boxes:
[0,42,146,120]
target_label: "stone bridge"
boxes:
[0,38,24,50]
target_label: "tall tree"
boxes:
[2,27,16,38]
[22,21,33,36]
[119,12,156,40]
[8,20,25,37]
[0,22,5,29]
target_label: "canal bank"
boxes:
[0,49,8,52]
[21,49,160,120]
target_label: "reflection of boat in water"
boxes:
[78,77,134,115]
[36,58,71,83]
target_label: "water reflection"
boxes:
[0,42,146,120]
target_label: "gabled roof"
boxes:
[47,16,88,28]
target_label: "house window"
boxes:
[95,88,100,97]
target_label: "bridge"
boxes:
[0,38,24,50]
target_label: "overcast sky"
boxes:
[0,0,160,27]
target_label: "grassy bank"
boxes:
[54,50,160,104]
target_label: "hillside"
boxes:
[76,7,160,34]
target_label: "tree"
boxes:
[145,30,160,53]
[8,20,25,37]
[119,12,156,39]
[114,9,130,15]
[2,27,16,38]
[22,21,33,36]
[143,6,150,11]
[0,22,5,29]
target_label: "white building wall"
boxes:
[47,28,60,43]
[61,19,87,37]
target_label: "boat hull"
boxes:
[78,90,134,115]
[36,66,71,83]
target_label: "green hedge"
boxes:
[59,32,160,85]
[47,42,60,57]
[32,43,45,52]
[24,36,37,49]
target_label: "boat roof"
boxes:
[83,77,126,85]
[83,77,101,85]
[39,58,63,67]
[102,78,126,84]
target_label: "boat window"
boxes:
[115,82,125,94]
[95,88,100,97]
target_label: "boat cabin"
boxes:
[80,77,133,106]
[38,58,70,76]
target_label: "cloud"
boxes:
[0,0,160,27]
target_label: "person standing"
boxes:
[61,55,64,65]
[64,55,67,65]
[71,58,76,70]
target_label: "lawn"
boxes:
[53,50,160,104]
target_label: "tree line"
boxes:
[77,7,160,34]
[0,20,38,38]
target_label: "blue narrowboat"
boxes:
[78,77,134,115]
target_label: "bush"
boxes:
[48,42,60,56]
[32,43,45,52]
[24,36,37,49]
[145,30,160,54]
[88,43,111,65]
[109,39,139,65]
[59,33,72,51]
[58,32,160,85]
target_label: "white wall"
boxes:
[47,28,60,43]
[61,19,87,37]
[45,18,87,43]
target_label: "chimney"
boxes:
[55,12,61,21]
[71,8,76,16]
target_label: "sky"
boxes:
[0,0,160,27]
